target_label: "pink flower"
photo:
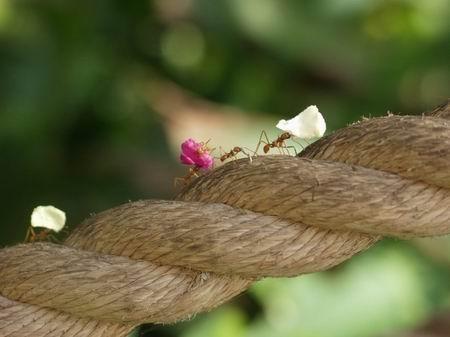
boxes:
[180,138,214,170]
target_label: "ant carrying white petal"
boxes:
[255,105,327,156]
[25,205,66,243]
[276,105,326,139]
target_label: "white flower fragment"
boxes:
[276,105,326,138]
[31,205,66,232]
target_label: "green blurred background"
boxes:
[0,0,449,336]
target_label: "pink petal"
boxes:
[180,153,195,165]
[196,153,214,170]
[181,139,200,158]
[180,138,214,169]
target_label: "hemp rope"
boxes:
[0,101,449,337]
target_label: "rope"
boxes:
[0,101,449,337]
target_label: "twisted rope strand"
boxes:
[66,200,377,277]
[176,155,450,237]
[0,101,449,336]
[0,296,133,337]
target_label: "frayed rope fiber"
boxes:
[1,101,449,337]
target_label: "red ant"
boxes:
[24,226,61,243]
[218,146,254,163]
[255,131,303,156]
[174,166,201,187]
[175,139,215,187]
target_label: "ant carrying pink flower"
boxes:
[176,138,214,186]
[180,138,214,169]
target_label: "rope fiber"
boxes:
[1,101,449,336]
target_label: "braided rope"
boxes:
[0,101,449,337]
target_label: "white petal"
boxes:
[31,205,66,232]
[276,105,326,138]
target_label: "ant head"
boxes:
[233,146,241,152]
[33,228,51,241]
[281,132,291,140]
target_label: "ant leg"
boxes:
[278,142,287,155]
[229,153,240,166]
[241,146,257,157]
[215,146,226,161]
[24,226,37,243]
[58,227,70,241]
[254,131,264,154]
[48,234,61,243]
[175,171,193,187]
[276,141,289,155]
[204,139,216,153]
[254,130,269,154]
[240,147,257,163]
[290,138,306,152]
[174,177,184,188]
[175,166,201,189]
[209,146,217,155]
[254,130,273,154]
[283,145,298,156]
[24,226,32,242]
[190,167,200,178]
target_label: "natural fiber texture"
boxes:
[0,101,449,336]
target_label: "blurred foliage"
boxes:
[0,0,449,336]
[170,241,450,337]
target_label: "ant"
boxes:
[175,139,215,187]
[218,146,254,163]
[255,131,303,156]
[24,226,61,243]
[174,166,201,187]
